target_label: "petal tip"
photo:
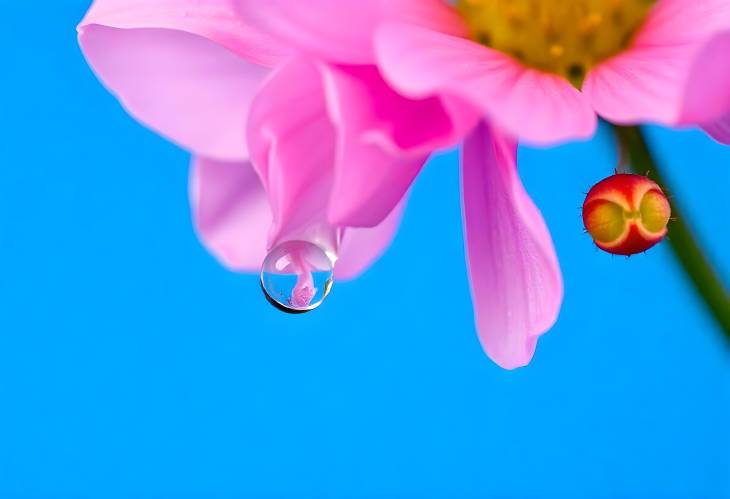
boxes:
[480,335,539,370]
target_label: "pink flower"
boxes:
[78,0,730,369]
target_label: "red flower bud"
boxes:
[582,174,671,256]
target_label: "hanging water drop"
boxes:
[260,241,334,314]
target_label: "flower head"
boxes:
[79,0,730,369]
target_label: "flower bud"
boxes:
[582,174,671,256]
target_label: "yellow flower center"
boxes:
[455,0,656,87]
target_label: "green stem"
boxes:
[613,125,730,344]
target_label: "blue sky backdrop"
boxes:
[1,2,729,497]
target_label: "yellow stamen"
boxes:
[456,0,656,87]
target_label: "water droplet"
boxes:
[260,241,334,314]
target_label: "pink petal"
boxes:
[235,0,379,64]
[336,200,407,281]
[320,64,477,228]
[235,0,466,64]
[246,57,407,277]
[461,122,563,369]
[584,0,730,125]
[682,31,730,126]
[246,57,339,252]
[375,23,597,145]
[381,0,468,37]
[78,0,289,161]
[190,157,271,271]
[191,157,405,279]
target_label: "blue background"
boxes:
[2,2,729,498]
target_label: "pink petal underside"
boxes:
[234,0,466,64]
[461,122,563,370]
[375,23,597,145]
[246,57,340,253]
[78,0,290,161]
[190,157,271,272]
[190,157,405,279]
[584,0,730,126]
[320,64,477,228]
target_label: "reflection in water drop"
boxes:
[260,241,334,314]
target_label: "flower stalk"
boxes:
[613,125,730,344]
